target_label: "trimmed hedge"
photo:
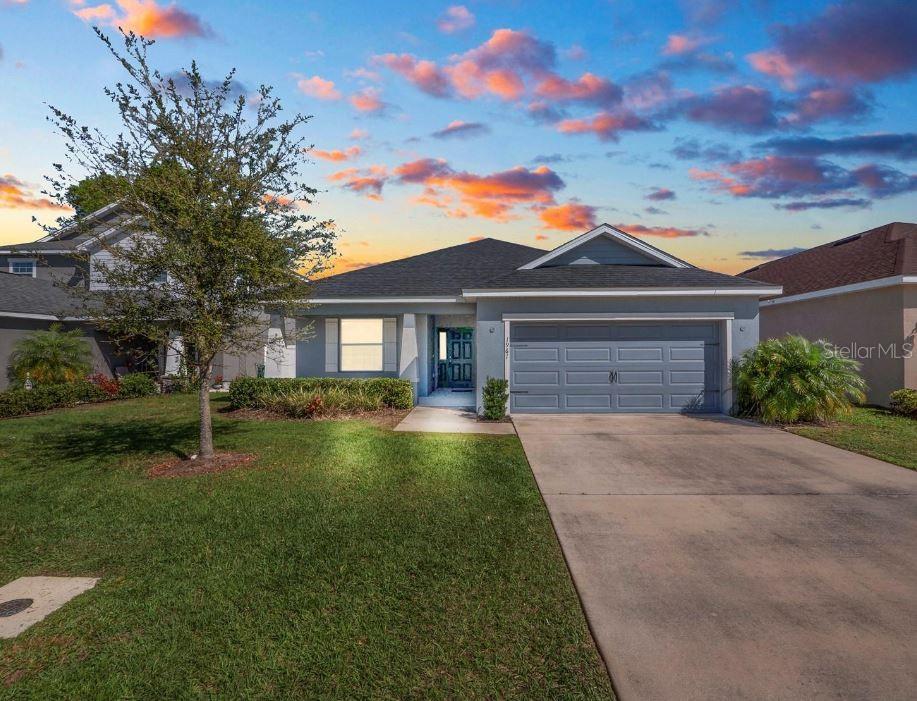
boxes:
[0,374,158,419]
[228,376,414,412]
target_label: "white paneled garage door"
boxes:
[509,322,721,413]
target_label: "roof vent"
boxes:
[831,234,862,247]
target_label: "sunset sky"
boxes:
[1,0,914,274]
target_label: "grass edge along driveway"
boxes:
[787,406,916,470]
[0,394,613,699]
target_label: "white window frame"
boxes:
[8,258,37,277]
[339,318,385,372]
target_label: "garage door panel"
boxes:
[565,394,612,409]
[670,370,706,385]
[510,322,720,413]
[511,394,560,410]
[566,370,611,385]
[512,370,559,386]
[617,394,665,408]
[565,347,611,362]
[617,371,665,385]
[513,347,558,362]
[617,347,663,361]
[670,346,705,361]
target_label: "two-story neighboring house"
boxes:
[0,203,279,389]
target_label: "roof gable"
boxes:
[519,224,691,270]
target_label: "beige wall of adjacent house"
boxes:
[904,286,916,393]
[759,284,913,405]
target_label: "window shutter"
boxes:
[324,318,338,372]
[383,318,397,372]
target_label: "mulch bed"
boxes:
[147,452,257,479]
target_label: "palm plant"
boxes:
[7,324,92,387]
[734,335,867,424]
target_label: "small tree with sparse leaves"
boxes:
[43,30,336,460]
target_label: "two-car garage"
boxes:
[508,321,722,413]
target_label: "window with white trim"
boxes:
[9,259,36,277]
[339,318,384,371]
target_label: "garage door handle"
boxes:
[609,371,618,383]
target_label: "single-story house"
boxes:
[289,224,780,414]
[742,222,916,405]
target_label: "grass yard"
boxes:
[0,394,612,699]
[788,406,917,470]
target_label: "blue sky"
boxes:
[1,0,914,274]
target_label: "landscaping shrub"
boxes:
[0,380,107,419]
[118,372,158,399]
[733,335,866,424]
[7,323,92,387]
[228,377,414,413]
[0,372,158,419]
[88,372,121,397]
[889,388,917,417]
[482,377,509,421]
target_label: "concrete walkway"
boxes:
[394,406,515,434]
[514,413,917,700]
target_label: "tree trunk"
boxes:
[198,370,214,460]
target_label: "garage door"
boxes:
[509,322,720,413]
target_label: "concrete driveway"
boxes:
[514,414,917,700]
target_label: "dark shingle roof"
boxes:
[312,238,546,297]
[468,265,773,290]
[311,236,772,296]
[741,222,916,297]
[0,273,84,317]
[0,207,132,254]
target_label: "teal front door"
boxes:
[438,328,473,388]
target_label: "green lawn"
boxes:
[0,395,612,699]
[788,406,917,470]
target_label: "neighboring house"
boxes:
[300,223,779,414]
[742,222,916,405]
[0,271,124,390]
[0,202,266,387]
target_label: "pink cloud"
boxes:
[676,85,777,133]
[437,5,475,34]
[0,174,69,210]
[765,0,917,84]
[646,187,676,201]
[394,158,566,221]
[311,146,361,162]
[615,223,706,238]
[534,72,622,108]
[349,128,369,140]
[662,33,709,56]
[556,109,656,141]
[295,75,341,100]
[328,165,388,200]
[746,49,797,88]
[73,0,211,39]
[349,87,384,113]
[538,202,597,230]
[373,54,451,97]
[783,87,870,126]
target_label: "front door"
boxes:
[437,328,474,388]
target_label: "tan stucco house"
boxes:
[742,222,916,405]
